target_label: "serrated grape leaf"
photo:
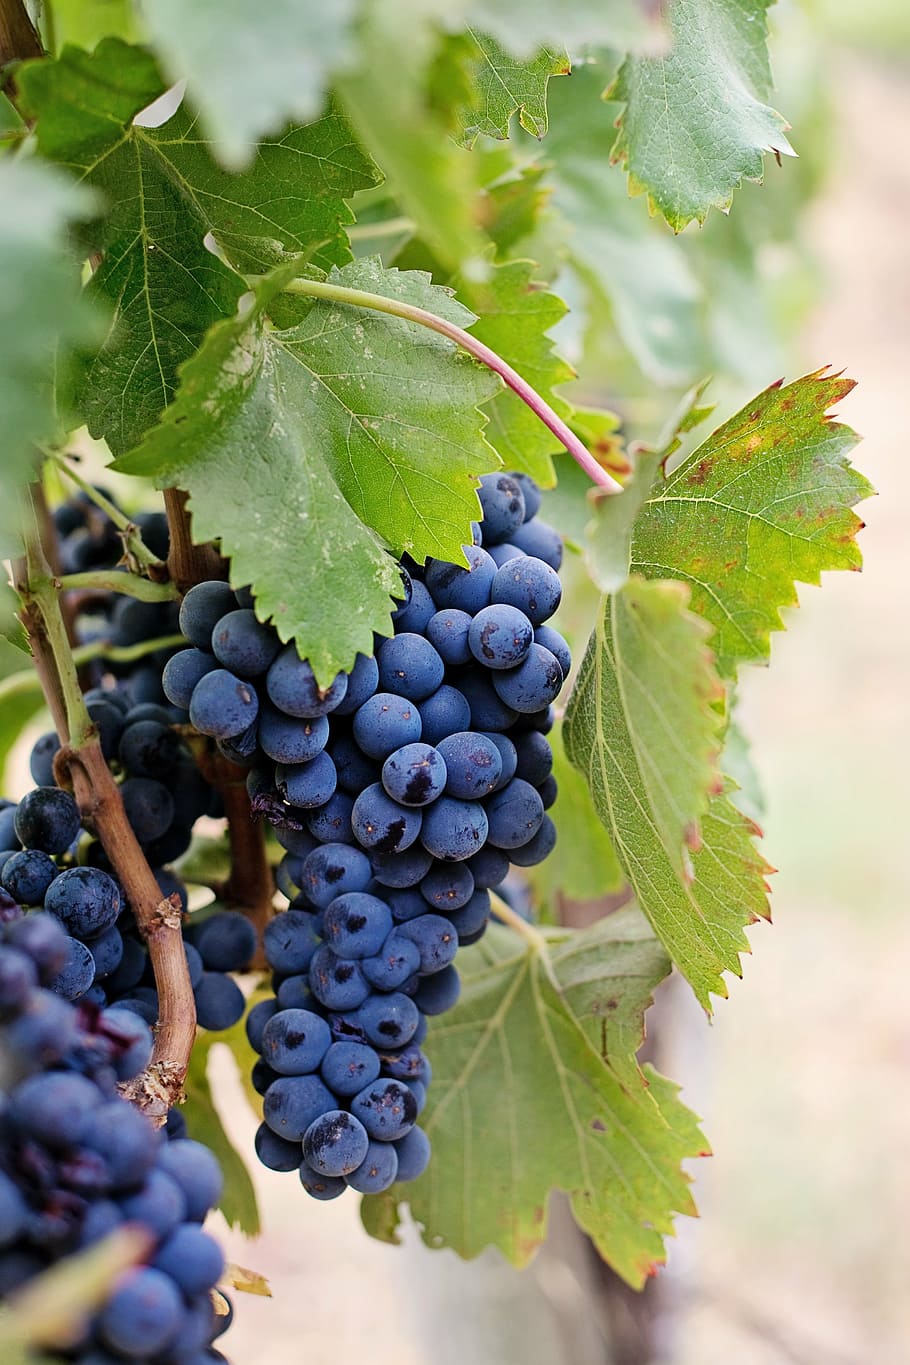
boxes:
[525,724,624,906]
[609,0,795,231]
[456,32,569,148]
[541,65,704,387]
[20,39,379,454]
[459,0,666,58]
[140,0,358,168]
[630,370,872,677]
[114,259,500,680]
[363,910,704,1285]
[183,1033,260,1237]
[335,4,486,275]
[564,580,771,1007]
[460,258,574,487]
[0,159,98,557]
[587,381,714,593]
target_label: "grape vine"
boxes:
[0,0,872,1360]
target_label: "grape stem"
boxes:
[0,0,42,72]
[49,452,168,578]
[163,488,227,593]
[277,275,624,493]
[57,570,179,602]
[0,634,187,708]
[489,891,547,951]
[15,492,196,1120]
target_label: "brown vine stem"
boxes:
[16,490,196,1121]
[209,753,274,966]
[164,489,226,592]
[0,0,42,76]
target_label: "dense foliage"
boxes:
[0,0,871,1358]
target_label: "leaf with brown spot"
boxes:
[630,369,873,678]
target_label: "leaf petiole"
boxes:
[58,570,178,602]
[489,891,547,951]
[277,275,622,493]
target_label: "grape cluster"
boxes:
[0,907,231,1362]
[0,784,250,1035]
[55,487,180,709]
[169,472,566,1196]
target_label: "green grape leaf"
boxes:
[630,370,872,677]
[460,257,574,486]
[20,39,378,454]
[564,580,771,1008]
[335,3,487,274]
[456,33,569,148]
[140,0,359,167]
[609,0,795,231]
[525,724,624,907]
[542,65,704,387]
[363,911,703,1286]
[115,259,500,680]
[459,0,666,57]
[587,381,714,593]
[183,1033,260,1236]
[0,159,98,556]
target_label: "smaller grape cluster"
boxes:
[31,688,218,870]
[166,471,567,1196]
[0,783,251,1034]
[0,908,231,1363]
[54,487,180,709]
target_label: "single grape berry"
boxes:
[14,788,80,855]
[303,1110,370,1177]
[381,743,447,807]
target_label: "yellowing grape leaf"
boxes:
[363,910,705,1286]
[629,370,872,677]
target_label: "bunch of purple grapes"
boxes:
[54,487,180,709]
[0,903,231,1362]
[167,472,567,1197]
[0,781,250,1035]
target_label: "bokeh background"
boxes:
[210,9,910,1364]
[6,3,907,1362]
